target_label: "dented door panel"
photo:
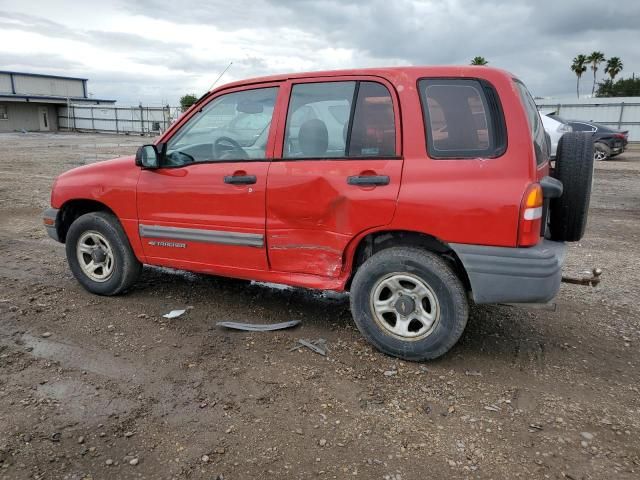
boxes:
[266,159,402,276]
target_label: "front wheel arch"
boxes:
[57,199,117,243]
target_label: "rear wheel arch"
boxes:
[345,230,471,292]
[57,199,117,243]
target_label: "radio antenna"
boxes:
[207,62,233,92]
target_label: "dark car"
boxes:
[550,116,628,161]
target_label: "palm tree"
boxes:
[587,51,605,95]
[470,56,488,66]
[605,57,623,80]
[571,54,588,98]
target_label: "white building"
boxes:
[0,71,115,132]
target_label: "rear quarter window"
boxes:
[418,78,506,159]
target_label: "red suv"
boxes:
[44,67,593,361]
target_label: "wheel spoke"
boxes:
[78,244,93,255]
[391,317,411,337]
[414,307,435,328]
[86,260,99,273]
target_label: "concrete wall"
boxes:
[0,102,59,132]
[12,74,84,98]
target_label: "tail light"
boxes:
[518,183,543,247]
[614,133,626,140]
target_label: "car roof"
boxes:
[210,65,517,93]
[568,120,616,132]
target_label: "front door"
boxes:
[38,106,50,131]
[136,85,280,274]
[266,78,403,277]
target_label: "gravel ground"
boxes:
[0,132,638,480]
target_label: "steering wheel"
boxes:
[214,136,249,160]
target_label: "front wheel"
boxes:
[65,212,142,295]
[350,247,468,361]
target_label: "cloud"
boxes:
[0,1,638,104]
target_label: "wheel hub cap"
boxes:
[91,249,107,263]
[394,295,415,316]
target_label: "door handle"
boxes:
[224,174,257,185]
[347,175,390,186]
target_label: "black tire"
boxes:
[350,247,468,361]
[65,212,142,295]
[549,132,594,242]
[593,142,611,161]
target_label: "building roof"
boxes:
[0,70,88,81]
[0,94,116,104]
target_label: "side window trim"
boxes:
[343,81,361,158]
[276,78,400,161]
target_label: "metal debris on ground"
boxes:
[217,320,301,332]
[562,267,602,286]
[289,338,328,356]
[162,309,187,319]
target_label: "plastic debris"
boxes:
[163,309,186,319]
[289,338,328,356]
[216,320,301,332]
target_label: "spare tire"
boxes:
[549,132,594,242]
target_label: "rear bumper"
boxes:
[450,239,566,304]
[43,208,61,242]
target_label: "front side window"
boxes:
[283,81,396,159]
[419,78,504,159]
[165,87,278,166]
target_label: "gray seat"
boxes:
[298,119,328,157]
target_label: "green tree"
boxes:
[470,56,488,65]
[605,57,623,80]
[570,54,588,98]
[587,51,605,95]
[596,76,640,97]
[180,93,198,112]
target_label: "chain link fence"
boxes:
[58,104,182,135]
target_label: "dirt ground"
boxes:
[0,132,638,480]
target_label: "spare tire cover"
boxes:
[549,132,594,242]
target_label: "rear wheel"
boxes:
[594,142,610,161]
[350,247,468,361]
[550,132,594,242]
[65,212,142,295]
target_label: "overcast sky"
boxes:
[0,0,638,106]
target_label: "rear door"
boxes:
[266,77,403,277]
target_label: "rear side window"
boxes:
[514,80,548,165]
[283,81,396,159]
[419,78,505,159]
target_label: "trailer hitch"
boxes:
[562,268,602,287]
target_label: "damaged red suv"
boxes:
[44,66,593,361]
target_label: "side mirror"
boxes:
[135,144,160,169]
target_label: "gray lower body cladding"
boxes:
[450,239,566,304]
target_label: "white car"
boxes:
[540,113,572,158]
